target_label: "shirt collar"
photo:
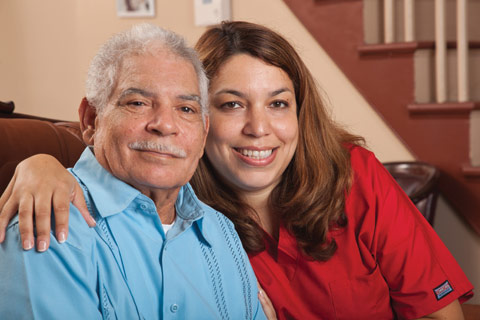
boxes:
[72,148,140,217]
[170,183,212,246]
[71,148,211,244]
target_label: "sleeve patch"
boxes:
[433,280,453,300]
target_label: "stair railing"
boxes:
[381,0,470,103]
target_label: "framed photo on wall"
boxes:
[117,0,155,18]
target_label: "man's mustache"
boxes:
[128,141,187,158]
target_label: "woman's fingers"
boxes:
[71,182,95,227]
[0,177,16,243]
[52,188,71,245]
[17,194,35,250]
[258,283,277,320]
[0,154,90,251]
[33,191,56,252]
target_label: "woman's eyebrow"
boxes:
[215,89,245,98]
[270,88,292,97]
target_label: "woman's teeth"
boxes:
[238,148,273,159]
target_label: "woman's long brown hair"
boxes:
[191,21,364,261]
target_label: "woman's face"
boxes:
[206,54,298,195]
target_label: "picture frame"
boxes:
[117,0,155,18]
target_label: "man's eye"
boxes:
[271,100,288,108]
[128,101,145,107]
[180,106,195,113]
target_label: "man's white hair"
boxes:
[85,23,209,121]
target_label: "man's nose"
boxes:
[242,106,271,137]
[146,105,178,136]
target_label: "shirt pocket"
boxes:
[328,265,393,320]
[100,284,118,320]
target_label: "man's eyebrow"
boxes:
[178,94,201,103]
[118,88,155,100]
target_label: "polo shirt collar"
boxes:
[71,148,211,244]
[170,182,212,246]
[72,148,140,218]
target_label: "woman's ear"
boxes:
[78,98,97,146]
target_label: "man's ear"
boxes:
[78,97,97,146]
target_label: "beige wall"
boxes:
[1,0,478,304]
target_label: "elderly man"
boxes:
[0,24,265,319]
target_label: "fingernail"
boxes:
[23,239,33,250]
[88,216,96,227]
[38,240,47,252]
[258,290,264,298]
[58,231,66,243]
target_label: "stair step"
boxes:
[407,102,480,116]
[358,41,480,56]
[462,165,480,178]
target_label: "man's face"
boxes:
[87,50,208,196]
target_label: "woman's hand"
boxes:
[0,154,95,251]
[258,282,277,320]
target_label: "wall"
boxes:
[1,0,478,303]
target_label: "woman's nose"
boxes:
[242,106,271,137]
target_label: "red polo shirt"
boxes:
[248,146,473,320]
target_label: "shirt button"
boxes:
[140,204,147,210]
[170,304,178,313]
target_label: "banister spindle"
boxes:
[384,0,394,43]
[404,0,415,41]
[435,0,447,103]
[457,0,469,102]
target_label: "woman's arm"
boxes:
[417,299,464,320]
[0,154,94,251]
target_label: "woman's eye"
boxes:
[220,101,241,109]
[271,100,288,108]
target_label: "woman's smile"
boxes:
[233,147,277,166]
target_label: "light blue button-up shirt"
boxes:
[0,148,266,320]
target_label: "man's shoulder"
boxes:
[198,201,236,230]
[7,205,96,255]
[197,203,246,258]
[62,204,97,252]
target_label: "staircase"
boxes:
[282,0,480,235]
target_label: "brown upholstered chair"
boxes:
[0,112,85,194]
[383,161,440,226]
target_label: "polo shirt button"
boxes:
[140,204,147,210]
[170,303,178,313]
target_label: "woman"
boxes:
[0,21,473,319]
